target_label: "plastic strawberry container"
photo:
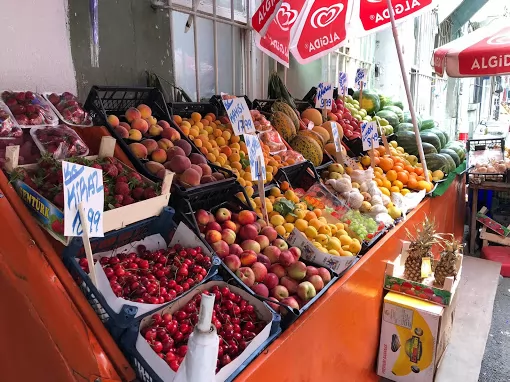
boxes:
[0,100,22,138]
[1,90,59,128]
[30,125,89,158]
[43,92,93,128]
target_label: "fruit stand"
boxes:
[0,84,468,382]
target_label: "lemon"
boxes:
[328,249,340,256]
[305,226,318,239]
[270,215,285,226]
[348,238,361,254]
[387,205,402,219]
[339,234,353,246]
[327,237,342,252]
[283,223,294,233]
[294,208,307,219]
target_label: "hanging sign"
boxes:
[361,121,380,151]
[354,68,366,90]
[315,82,333,109]
[243,134,267,181]
[252,0,284,36]
[63,161,104,237]
[338,72,348,96]
[221,94,256,136]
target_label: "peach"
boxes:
[273,238,288,251]
[158,138,173,151]
[281,297,300,312]
[168,155,191,174]
[263,273,279,290]
[306,266,319,278]
[206,221,221,232]
[137,104,152,118]
[195,209,211,225]
[271,285,289,301]
[161,127,181,141]
[198,163,212,176]
[145,116,157,126]
[190,164,203,177]
[252,283,269,298]
[200,175,216,184]
[129,142,148,159]
[128,129,142,141]
[212,172,225,181]
[174,139,192,156]
[221,229,236,245]
[131,118,149,134]
[269,263,286,279]
[189,153,207,165]
[224,254,241,272]
[211,240,229,258]
[267,297,281,312]
[255,235,270,251]
[166,146,186,160]
[287,261,307,281]
[280,276,299,294]
[251,262,268,283]
[240,250,257,266]
[239,224,258,241]
[241,239,261,254]
[158,120,171,130]
[238,210,256,225]
[307,274,324,292]
[263,246,281,264]
[318,268,331,284]
[107,114,120,127]
[145,161,165,175]
[279,250,295,267]
[261,227,278,242]
[125,107,141,123]
[119,121,131,130]
[222,220,237,232]
[229,244,243,256]
[141,139,158,154]
[236,267,255,287]
[297,281,316,302]
[156,168,168,180]
[289,247,302,261]
[257,254,271,270]
[148,124,163,136]
[115,125,129,138]
[257,219,268,229]
[215,207,232,222]
[205,230,222,244]
[180,168,201,187]
[151,148,167,163]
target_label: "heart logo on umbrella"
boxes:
[310,3,345,29]
[275,2,299,31]
[487,30,510,45]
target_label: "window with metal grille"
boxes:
[151,0,250,101]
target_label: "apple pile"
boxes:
[141,285,267,372]
[32,126,89,157]
[195,207,332,310]
[1,91,58,126]
[47,92,92,125]
[325,98,362,140]
[79,244,212,304]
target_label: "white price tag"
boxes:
[63,161,104,237]
[354,68,366,90]
[243,133,266,181]
[361,121,380,151]
[331,122,342,152]
[221,94,256,136]
[315,82,333,110]
[338,72,348,96]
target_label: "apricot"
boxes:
[129,142,148,159]
[151,148,167,163]
[166,146,186,160]
[212,172,225,180]
[161,127,181,141]
[128,129,142,141]
[145,161,165,175]
[148,124,163,136]
[173,115,182,124]
[168,155,191,174]
[131,118,149,134]
[119,121,130,130]
[137,104,152,119]
[125,107,141,123]
[141,139,158,154]
[158,138,173,151]
[144,116,157,126]
[174,139,192,156]
[107,114,120,127]
[115,125,129,138]
[191,112,202,123]
[189,153,207,165]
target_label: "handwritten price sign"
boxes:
[63,161,104,237]
[361,121,380,151]
[338,72,347,96]
[243,133,266,181]
[222,94,256,136]
[315,82,333,109]
[354,68,366,90]
[330,122,342,153]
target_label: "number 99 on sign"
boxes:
[72,207,102,236]
[320,98,332,108]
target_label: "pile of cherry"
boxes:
[141,285,266,373]
[78,244,212,304]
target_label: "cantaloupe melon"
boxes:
[301,108,323,126]
[321,121,343,143]
[312,126,330,144]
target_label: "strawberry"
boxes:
[51,220,64,234]
[144,188,158,199]
[102,163,118,177]
[116,175,128,184]
[122,195,134,205]
[130,172,142,182]
[132,187,145,200]
[114,182,130,196]
[53,192,65,208]
[114,194,124,204]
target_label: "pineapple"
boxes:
[434,238,462,287]
[403,218,438,282]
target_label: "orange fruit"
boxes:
[396,171,409,184]
[386,170,397,182]
[173,115,182,124]
[393,165,404,173]
[407,178,418,190]
[379,157,394,172]
[404,165,415,173]
[415,167,424,176]
[375,178,383,186]
[313,208,322,218]
[305,211,318,221]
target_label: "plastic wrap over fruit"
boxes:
[258,128,287,154]
[1,91,58,127]
[0,101,22,138]
[279,150,305,164]
[251,110,272,132]
[31,125,89,158]
[46,92,92,126]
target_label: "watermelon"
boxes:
[396,122,414,133]
[440,148,460,167]
[439,153,456,173]
[420,131,441,152]
[396,130,437,155]
[376,110,399,128]
[379,94,390,109]
[383,105,404,122]
[445,142,466,161]
[420,118,436,131]
[353,90,381,114]
[422,142,438,155]
[403,111,422,127]
[428,128,447,148]
[425,153,449,172]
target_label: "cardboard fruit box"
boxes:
[5,136,173,245]
[383,240,463,306]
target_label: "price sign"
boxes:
[331,122,342,152]
[338,72,348,96]
[315,82,333,109]
[361,121,380,151]
[354,68,366,90]
[222,94,256,136]
[63,161,104,237]
[243,133,266,181]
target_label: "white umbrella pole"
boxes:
[385,0,430,182]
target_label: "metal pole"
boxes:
[213,0,219,94]
[231,0,236,94]
[385,0,430,182]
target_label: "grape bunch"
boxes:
[342,210,379,241]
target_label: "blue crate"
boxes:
[61,207,221,337]
[118,267,282,382]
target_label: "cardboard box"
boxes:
[377,292,456,382]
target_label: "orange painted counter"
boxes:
[236,174,466,382]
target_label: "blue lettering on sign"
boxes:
[65,169,103,210]
[63,162,85,186]
[71,206,102,235]
[317,82,332,100]
[223,98,234,111]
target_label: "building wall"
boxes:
[0,0,76,94]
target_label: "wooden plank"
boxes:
[435,256,501,382]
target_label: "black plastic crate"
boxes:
[61,207,221,338]
[466,171,506,184]
[252,99,312,114]
[274,161,321,192]
[342,136,363,157]
[467,137,505,152]
[168,101,218,119]
[118,267,282,382]
[209,95,253,116]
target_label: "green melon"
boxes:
[390,100,405,110]
[438,153,456,173]
[383,105,404,123]
[376,110,399,128]
[425,153,449,172]
[403,111,422,128]
[420,118,436,131]
[396,122,414,133]
[352,90,381,114]
[428,128,447,149]
[440,148,460,167]
[419,131,441,152]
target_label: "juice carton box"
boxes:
[377,292,456,382]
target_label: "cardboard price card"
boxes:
[221,94,256,136]
[330,121,342,152]
[243,133,266,181]
[338,72,348,96]
[62,161,104,237]
[361,121,380,151]
[354,68,366,90]
[315,82,333,109]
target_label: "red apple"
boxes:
[307,274,324,292]
[270,285,288,301]
[257,219,268,229]
[229,244,243,256]
[287,261,307,281]
[260,226,278,242]
[251,283,269,298]
[195,209,211,226]
[263,273,279,290]
[236,267,255,287]
[240,239,261,254]
[251,262,268,282]
[280,296,300,312]
[238,210,256,225]
[252,221,262,234]
[239,224,258,241]
[240,250,257,266]
[306,266,319,278]
[211,240,229,258]
[224,255,241,272]
[273,238,288,251]
[222,220,237,232]
[297,281,316,302]
[279,250,296,267]
[205,230,222,244]
[289,247,302,261]
[221,229,236,245]
[267,297,280,312]
[269,264,286,279]
[263,246,281,264]
[256,254,271,270]
[318,268,332,284]
[280,276,299,294]
[206,221,222,232]
[215,207,231,223]
[254,235,270,251]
